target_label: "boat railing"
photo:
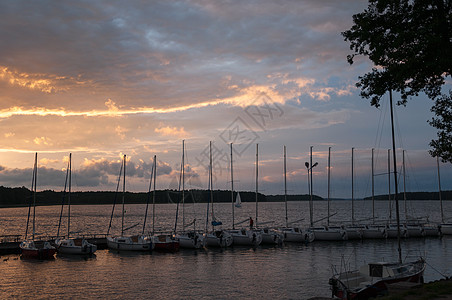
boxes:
[0,234,22,243]
[28,233,109,242]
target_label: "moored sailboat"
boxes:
[330,91,426,299]
[55,153,97,255]
[229,144,263,247]
[147,155,180,252]
[107,155,153,251]
[361,149,387,239]
[330,258,425,300]
[279,145,312,243]
[175,140,205,249]
[343,148,363,240]
[20,153,56,260]
[311,147,345,241]
[436,156,452,235]
[205,141,233,248]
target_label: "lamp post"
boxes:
[305,146,318,227]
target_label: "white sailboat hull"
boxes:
[280,227,314,243]
[177,232,206,249]
[386,224,408,239]
[423,224,440,236]
[344,225,363,240]
[259,228,284,245]
[405,224,424,238]
[312,226,346,241]
[361,225,387,239]
[56,238,97,255]
[107,236,153,251]
[440,223,452,235]
[228,229,262,246]
[205,230,233,247]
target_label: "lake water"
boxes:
[1,200,452,299]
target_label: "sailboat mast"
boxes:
[327,147,331,226]
[152,155,156,235]
[67,153,72,238]
[32,152,37,241]
[389,90,402,264]
[255,143,259,228]
[284,145,288,228]
[231,143,235,230]
[388,149,391,221]
[121,155,126,237]
[372,148,375,223]
[182,140,185,230]
[403,150,407,219]
[352,147,354,225]
[437,156,444,223]
[309,146,313,227]
[210,141,214,231]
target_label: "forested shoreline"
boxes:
[0,186,447,208]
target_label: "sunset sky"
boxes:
[0,0,451,198]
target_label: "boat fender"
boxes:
[341,231,346,240]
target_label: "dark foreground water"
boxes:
[1,200,452,299]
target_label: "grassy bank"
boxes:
[382,279,452,300]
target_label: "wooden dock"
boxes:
[0,234,108,254]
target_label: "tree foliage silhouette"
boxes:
[342,0,452,161]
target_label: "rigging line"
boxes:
[142,157,154,235]
[107,160,123,236]
[356,149,371,201]
[374,95,388,150]
[425,259,450,279]
[393,103,406,151]
[174,146,183,234]
[25,155,36,240]
[56,158,70,238]
[405,150,423,194]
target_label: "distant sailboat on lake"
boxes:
[234,192,242,208]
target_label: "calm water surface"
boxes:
[1,200,452,299]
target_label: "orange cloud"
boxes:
[39,157,59,166]
[33,136,52,145]
[262,175,276,183]
[0,66,67,93]
[154,124,188,138]
[115,125,127,139]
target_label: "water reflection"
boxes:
[1,202,452,298]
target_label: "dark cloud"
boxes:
[0,0,367,110]
[0,166,66,188]
[0,157,174,189]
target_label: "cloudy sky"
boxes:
[0,0,450,198]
